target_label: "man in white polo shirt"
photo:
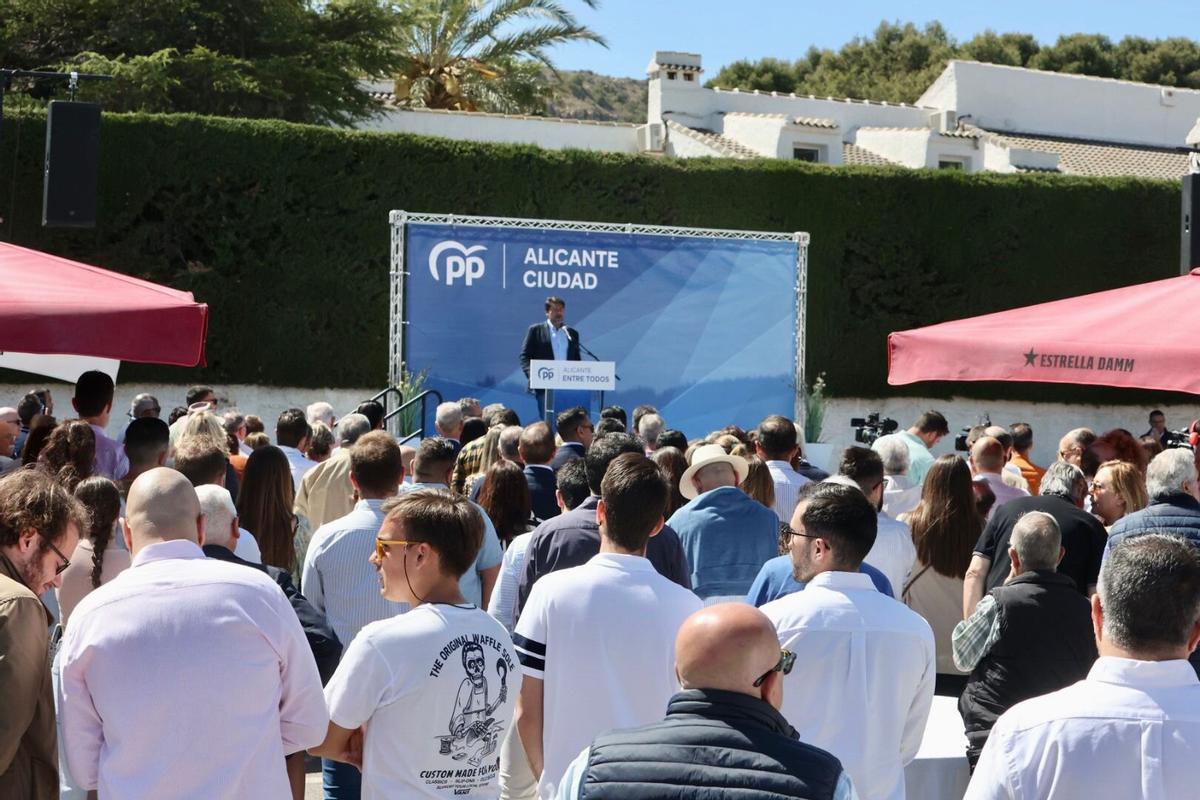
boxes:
[513,453,702,799]
[763,482,934,800]
[755,414,810,523]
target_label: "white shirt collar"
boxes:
[1087,655,1200,689]
[527,464,555,472]
[765,460,798,472]
[588,552,654,572]
[131,539,206,568]
[806,570,877,591]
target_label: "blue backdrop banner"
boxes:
[402,218,800,437]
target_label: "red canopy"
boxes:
[888,268,1200,394]
[0,242,208,367]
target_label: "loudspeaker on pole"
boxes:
[43,100,101,228]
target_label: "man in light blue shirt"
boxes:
[873,410,949,486]
[668,444,778,602]
[398,437,502,607]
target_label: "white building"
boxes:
[361,54,1200,180]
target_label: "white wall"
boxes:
[807,396,1198,474]
[922,60,1200,148]
[359,109,643,154]
[719,115,786,157]
[853,128,932,168]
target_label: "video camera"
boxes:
[954,415,991,453]
[850,412,898,447]
[1163,427,1197,452]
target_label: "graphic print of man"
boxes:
[446,642,507,765]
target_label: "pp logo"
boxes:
[428,241,487,286]
[536,366,555,381]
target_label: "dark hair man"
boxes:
[966,534,1200,798]
[594,417,626,438]
[276,408,316,490]
[1008,422,1045,495]
[515,432,692,620]
[554,457,590,513]
[965,461,1109,617]
[59,469,326,799]
[513,454,703,798]
[834,447,917,595]
[550,406,594,472]
[600,405,627,426]
[556,603,853,799]
[121,417,170,493]
[656,429,689,451]
[185,385,217,409]
[355,400,386,431]
[519,422,560,522]
[173,436,229,487]
[313,491,518,799]
[519,296,582,420]
[873,410,949,486]
[954,511,1097,767]
[400,438,503,610]
[0,470,85,799]
[756,415,810,525]
[1144,409,1169,450]
[73,370,128,480]
[762,482,935,800]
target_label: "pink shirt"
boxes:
[59,539,327,798]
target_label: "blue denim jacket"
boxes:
[668,486,780,600]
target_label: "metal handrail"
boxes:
[375,388,443,444]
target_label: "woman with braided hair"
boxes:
[57,477,129,627]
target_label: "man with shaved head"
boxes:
[970,436,1029,517]
[555,603,855,799]
[59,468,328,799]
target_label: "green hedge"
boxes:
[0,111,1183,403]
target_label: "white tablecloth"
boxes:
[903,695,971,800]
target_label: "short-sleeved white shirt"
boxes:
[513,552,702,798]
[324,604,518,800]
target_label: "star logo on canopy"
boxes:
[1023,348,1037,366]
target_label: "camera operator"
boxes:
[873,411,949,486]
[1143,409,1169,450]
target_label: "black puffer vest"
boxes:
[958,570,1097,750]
[580,689,844,800]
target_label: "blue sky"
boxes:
[550,1,1196,78]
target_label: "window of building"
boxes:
[793,147,820,163]
[683,72,694,82]
[667,71,678,80]
[938,159,965,170]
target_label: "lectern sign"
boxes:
[528,360,616,391]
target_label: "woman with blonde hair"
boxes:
[1090,459,1149,528]
[901,454,985,696]
[740,455,776,511]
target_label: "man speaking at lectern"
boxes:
[520,296,581,419]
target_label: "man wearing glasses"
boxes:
[0,470,86,799]
[762,482,934,800]
[554,603,858,799]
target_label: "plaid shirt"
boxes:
[952,594,1002,672]
[451,436,488,495]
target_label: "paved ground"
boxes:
[304,756,323,800]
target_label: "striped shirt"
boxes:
[766,460,811,523]
[301,499,409,648]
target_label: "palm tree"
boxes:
[392,0,606,113]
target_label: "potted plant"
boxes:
[802,373,834,471]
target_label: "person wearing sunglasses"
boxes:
[762,481,935,800]
[0,470,86,799]
[313,490,518,800]
[555,603,857,800]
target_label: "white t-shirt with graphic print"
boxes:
[325,604,517,800]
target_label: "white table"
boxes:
[904,695,971,800]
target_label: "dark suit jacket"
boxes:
[550,441,586,472]
[520,321,581,379]
[202,544,343,684]
[513,495,692,622]
[524,464,560,522]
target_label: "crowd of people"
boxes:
[2,375,1199,800]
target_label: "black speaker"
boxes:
[1183,174,1200,274]
[42,100,101,228]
